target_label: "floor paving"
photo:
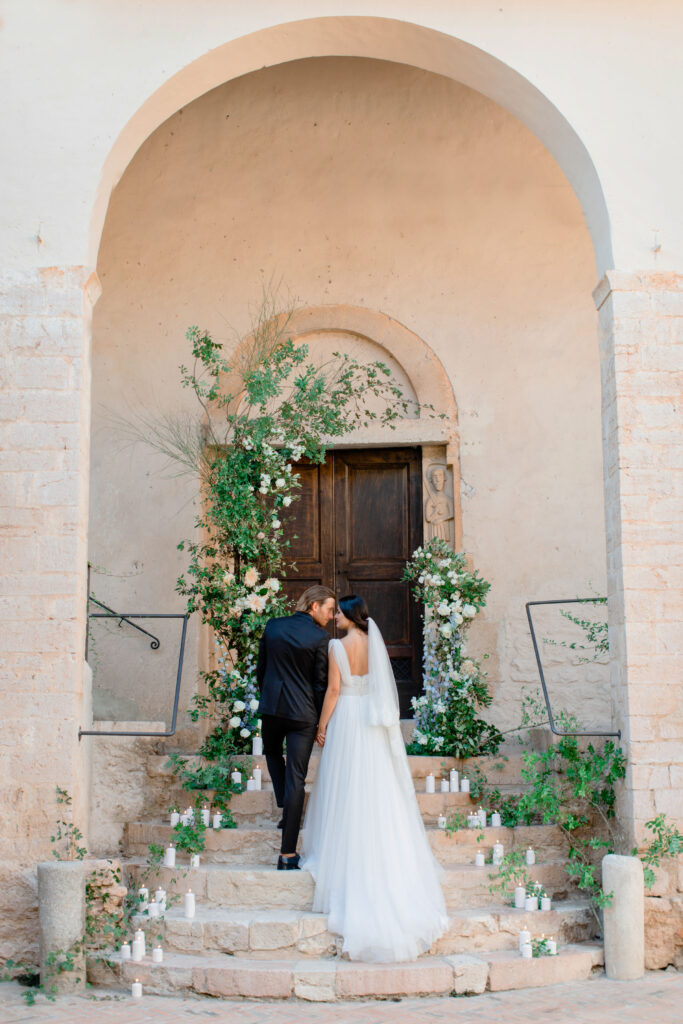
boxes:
[0,971,680,1024]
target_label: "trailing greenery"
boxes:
[50,787,87,860]
[635,814,683,889]
[487,850,533,904]
[402,538,503,758]
[542,597,608,665]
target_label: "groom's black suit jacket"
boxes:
[256,611,329,724]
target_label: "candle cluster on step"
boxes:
[426,770,466,793]
[519,930,557,958]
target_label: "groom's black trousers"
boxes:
[261,714,317,855]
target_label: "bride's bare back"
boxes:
[341,632,369,676]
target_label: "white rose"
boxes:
[260,473,271,486]
[275,478,285,488]
[440,624,452,637]
[240,728,251,738]
[244,567,259,588]
[249,698,259,711]
[228,716,241,728]
[265,578,281,592]
[418,735,429,746]
[271,519,281,530]
[259,486,268,495]
[282,496,292,507]
[247,593,266,613]
[463,604,477,618]
[257,531,265,540]
[228,605,242,618]
[437,601,450,616]
[233,700,246,712]
[461,659,476,676]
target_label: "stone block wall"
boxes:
[0,266,96,960]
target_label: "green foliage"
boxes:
[403,539,503,759]
[542,597,608,665]
[50,787,87,860]
[488,850,533,904]
[634,814,683,889]
[531,936,554,958]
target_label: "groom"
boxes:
[256,585,336,870]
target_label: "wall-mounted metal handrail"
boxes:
[79,611,190,739]
[525,598,621,741]
[88,595,162,649]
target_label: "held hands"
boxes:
[315,726,326,748]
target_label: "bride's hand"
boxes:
[316,728,326,747]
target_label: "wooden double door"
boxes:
[279,447,423,715]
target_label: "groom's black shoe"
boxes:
[277,854,300,870]
[277,817,284,829]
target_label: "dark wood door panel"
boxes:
[278,447,423,715]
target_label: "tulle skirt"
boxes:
[299,693,449,962]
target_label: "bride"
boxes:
[299,594,449,962]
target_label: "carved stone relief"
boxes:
[422,446,455,549]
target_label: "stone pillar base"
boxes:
[37,861,87,995]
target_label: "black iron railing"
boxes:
[81,564,190,739]
[525,598,621,740]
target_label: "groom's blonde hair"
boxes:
[295,585,336,613]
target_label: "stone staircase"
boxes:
[87,747,604,1001]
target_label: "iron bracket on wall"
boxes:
[79,611,190,740]
[525,598,621,741]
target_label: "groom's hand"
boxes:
[315,728,326,747]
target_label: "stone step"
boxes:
[87,942,604,1001]
[123,861,579,911]
[131,899,595,959]
[149,750,528,789]
[125,821,567,866]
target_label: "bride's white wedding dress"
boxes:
[299,620,449,962]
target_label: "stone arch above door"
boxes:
[282,304,462,551]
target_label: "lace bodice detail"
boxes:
[329,638,370,695]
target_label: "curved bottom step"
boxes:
[88,943,604,1001]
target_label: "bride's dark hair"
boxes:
[339,594,369,633]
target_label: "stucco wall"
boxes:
[90,56,609,733]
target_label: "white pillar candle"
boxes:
[253,767,262,791]
[201,807,211,827]
[131,980,143,998]
[425,773,435,794]
[170,811,180,827]
[437,814,447,830]
[520,941,533,959]
[440,778,449,793]
[120,942,131,960]
[155,888,166,911]
[134,928,145,955]
[547,937,557,955]
[152,946,163,964]
[525,847,536,866]
[147,901,160,919]
[460,777,470,793]
[492,853,502,866]
[493,842,504,860]
[477,807,487,827]
[131,939,144,962]
[231,770,242,785]
[190,853,200,869]
[252,736,263,756]
[137,887,148,912]
[525,895,538,912]
[519,929,531,950]
[163,844,176,867]
[449,769,459,792]
[246,778,257,792]
[180,813,190,827]
[475,851,485,867]
[184,890,196,919]
[212,812,222,829]
[540,896,552,911]
[514,886,526,909]
[467,814,476,829]
[491,811,502,828]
